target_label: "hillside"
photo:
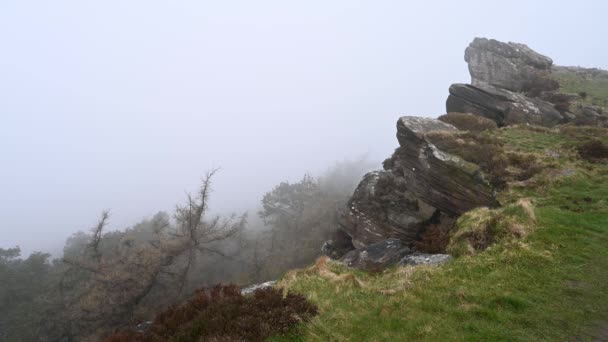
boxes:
[272,125,608,341]
[553,66,608,110]
[264,39,608,341]
[106,38,608,341]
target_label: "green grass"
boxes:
[498,126,576,153]
[270,127,608,341]
[553,68,608,109]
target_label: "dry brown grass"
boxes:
[278,257,366,293]
[447,199,536,257]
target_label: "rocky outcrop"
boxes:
[339,117,497,251]
[446,37,586,127]
[390,117,498,214]
[465,37,555,92]
[331,37,607,272]
[446,83,564,127]
[340,238,410,271]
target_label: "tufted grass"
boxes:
[270,126,608,341]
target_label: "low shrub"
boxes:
[577,140,608,163]
[506,152,547,181]
[415,223,452,254]
[105,284,318,342]
[438,112,498,132]
[560,125,608,140]
[554,101,571,114]
[522,75,560,97]
[539,92,574,114]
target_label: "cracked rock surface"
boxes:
[339,116,496,251]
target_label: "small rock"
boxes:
[321,229,355,259]
[399,253,452,266]
[340,238,411,271]
[135,321,153,333]
[240,280,276,295]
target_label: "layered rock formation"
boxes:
[465,37,555,92]
[447,83,563,127]
[338,117,496,252]
[329,37,608,271]
[446,37,593,127]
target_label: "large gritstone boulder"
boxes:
[446,83,564,127]
[339,116,497,249]
[465,37,556,93]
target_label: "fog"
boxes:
[1,0,607,255]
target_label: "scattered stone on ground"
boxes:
[399,253,453,266]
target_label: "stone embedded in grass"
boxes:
[340,238,411,272]
[321,229,356,259]
[399,253,453,266]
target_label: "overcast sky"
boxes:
[1,0,607,255]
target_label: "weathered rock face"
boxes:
[446,37,579,128]
[340,170,438,248]
[339,238,411,272]
[339,117,497,250]
[389,117,498,214]
[465,37,555,92]
[447,83,564,127]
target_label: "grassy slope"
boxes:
[271,127,608,341]
[553,67,608,109]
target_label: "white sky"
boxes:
[1,0,607,255]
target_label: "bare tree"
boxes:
[86,210,109,261]
[59,171,245,341]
